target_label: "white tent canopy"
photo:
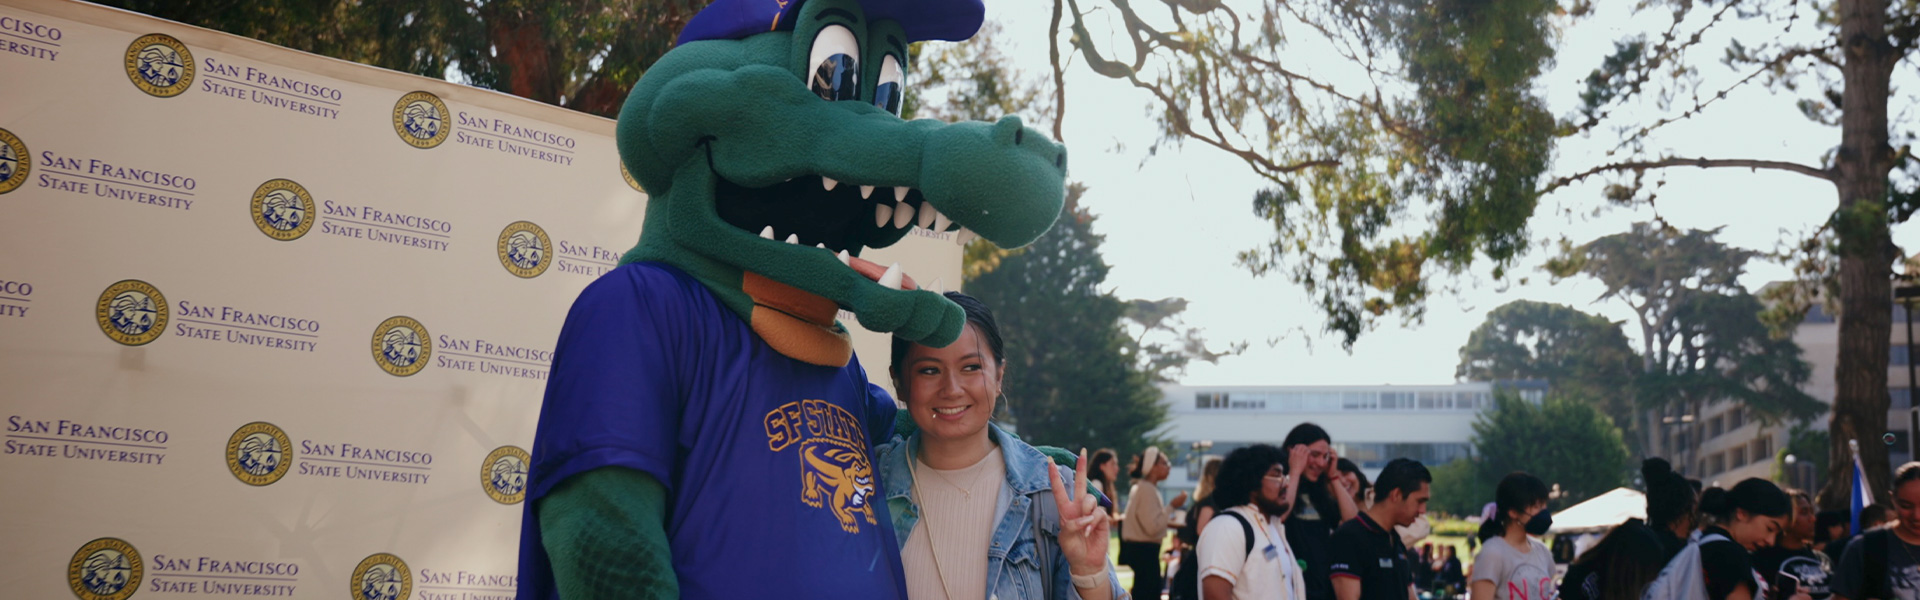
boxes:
[1548,487,1646,534]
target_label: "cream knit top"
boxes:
[902,446,1005,600]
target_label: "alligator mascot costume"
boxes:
[514,0,1067,597]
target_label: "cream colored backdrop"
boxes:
[0,1,960,598]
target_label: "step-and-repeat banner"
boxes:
[0,1,962,598]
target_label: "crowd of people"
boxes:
[878,291,1920,600]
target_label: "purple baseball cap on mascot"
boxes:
[677,0,986,45]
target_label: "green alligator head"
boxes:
[616,0,1067,366]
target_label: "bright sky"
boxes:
[974,1,1920,386]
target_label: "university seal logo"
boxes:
[124,33,194,98]
[349,553,411,600]
[95,279,168,346]
[370,316,431,377]
[68,537,142,600]
[480,445,531,504]
[496,221,552,279]
[391,92,450,149]
[620,161,642,193]
[250,179,317,241]
[0,127,28,195]
[225,422,294,486]
[765,399,876,533]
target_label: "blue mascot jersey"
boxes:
[516,262,907,600]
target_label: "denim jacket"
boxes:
[876,424,1127,600]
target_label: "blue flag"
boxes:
[1851,451,1874,535]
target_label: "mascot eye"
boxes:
[874,54,904,115]
[809,25,860,102]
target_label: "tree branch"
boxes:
[1545,156,1836,193]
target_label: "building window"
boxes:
[1709,453,1726,475]
[1895,388,1913,411]
[1752,438,1773,464]
[1228,399,1266,410]
[1196,392,1228,410]
[1731,447,1747,468]
[1727,409,1745,432]
[1898,344,1912,367]
[1708,416,1724,439]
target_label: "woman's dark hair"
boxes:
[889,291,1005,376]
[1642,458,1698,533]
[1337,457,1372,501]
[1567,521,1667,600]
[1477,471,1551,542]
[1213,444,1287,508]
[1281,423,1332,456]
[1699,478,1792,522]
[1897,461,1920,493]
[1089,448,1119,487]
[1280,422,1341,526]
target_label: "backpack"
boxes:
[1641,530,1724,600]
[1171,506,1250,600]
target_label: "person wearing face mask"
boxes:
[1468,472,1556,600]
[1832,462,1920,600]
[1692,478,1796,600]
[874,292,1123,600]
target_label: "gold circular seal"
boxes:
[123,33,195,98]
[349,553,411,600]
[480,445,531,504]
[0,127,29,195]
[391,91,451,149]
[370,316,431,377]
[620,161,643,193]
[225,421,294,486]
[250,179,317,241]
[496,221,553,279]
[68,537,142,600]
[95,279,168,346]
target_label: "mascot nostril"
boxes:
[517,0,1066,599]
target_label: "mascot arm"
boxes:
[538,467,679,600]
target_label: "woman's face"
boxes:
[1728,508,1787,552]
[897,323,1000,446]
[1099,458,1119,482]
[1151,457,1171,481]
[1898,479,1920,538]
[1302,441,1332,480]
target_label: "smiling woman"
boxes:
[875,291,1123,600]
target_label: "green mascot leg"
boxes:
[538,468,679,599]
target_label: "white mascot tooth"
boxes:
[759,226,776,240]
[877,263,904,290]
[875,203,893,227]
[860,185,875,199]
[893,202,915,229]
[822,176,839,191]
[894,186,910,202]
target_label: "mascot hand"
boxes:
[851,287,963,347]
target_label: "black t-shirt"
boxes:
[1330,512,1413,600]
[1752,545,1832,600]
[1701,526,1760,600]
[1286,478,1342,600]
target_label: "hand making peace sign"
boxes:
[1048,448,1113,577]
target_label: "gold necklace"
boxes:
[909,447,964,600]
[922,453,995,498]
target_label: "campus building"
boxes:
[1157,381,1548,494]
[1647,301,1915,489]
